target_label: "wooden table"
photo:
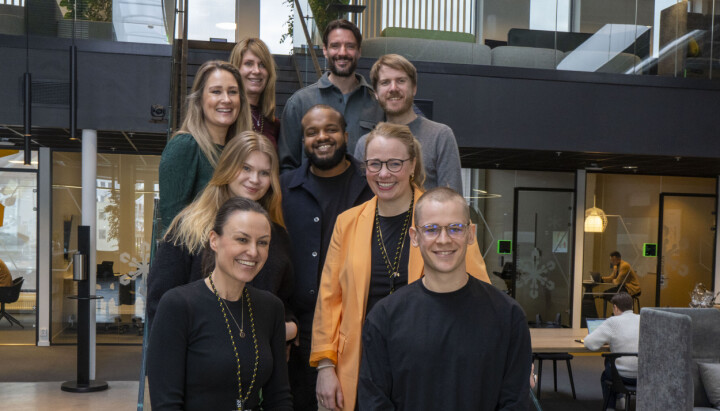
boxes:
[530,328,599,353]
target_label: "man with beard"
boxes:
[281,105,374,411]
[354,54,463,193]
[358,187,531,410]
[279,19,383,172]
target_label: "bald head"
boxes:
[414,187,470,226]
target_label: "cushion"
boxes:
[698,362,720,409]
[380,27,475,43]
[694,359,715,407]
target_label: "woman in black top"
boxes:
[147,131,296,342]
[148,197,292,410]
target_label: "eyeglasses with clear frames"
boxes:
[364,158,411,173]
[416,223,470,240]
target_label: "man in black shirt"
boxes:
[281,105,373,410]
[359,187,532,410]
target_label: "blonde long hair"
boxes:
[229,38,277,121]
[165,131,284,254]
[173,60,252,167]
[365,122,426,190]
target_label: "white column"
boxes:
[572,170,586,329]
[37,147,51,346]
[82,129,97,379]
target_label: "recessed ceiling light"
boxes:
[623,165,638,170]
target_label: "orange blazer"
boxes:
[310,191,489,410]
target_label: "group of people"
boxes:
[146,19,532,411]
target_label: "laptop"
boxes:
[576,318,606,343]
[589,272,602,283]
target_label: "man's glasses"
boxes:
[364,158,410,173]
[416,223,470,240]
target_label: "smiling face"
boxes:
[323,28,360,77]
[376,65,416,117]
[201,69,241,136]
[209,210,271,286]
[302,107,348,172]
[365,135,415,205]
[228,150,272,201]
[410,198,475,276]
[238,50,268,104]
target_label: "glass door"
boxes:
[656,194,716,307]
[513,188,575,327]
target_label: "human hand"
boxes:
[530,363,536,389]
[285,321,298,341]
[317,365,344,410]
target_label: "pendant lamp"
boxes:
[584,196,607,232]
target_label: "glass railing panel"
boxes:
[286,0,719,80]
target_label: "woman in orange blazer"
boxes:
[310,123,489,410]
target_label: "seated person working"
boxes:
[0,258,12,287]
[603,251,640,296]
[584,292,639,410]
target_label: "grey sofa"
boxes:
[637,308,720,411]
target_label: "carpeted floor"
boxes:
[0,345,143,382]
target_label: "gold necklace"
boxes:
[208,273,259,411]
[375,191,414,294]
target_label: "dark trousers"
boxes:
[288,315,318,411]
[601,358,636,409]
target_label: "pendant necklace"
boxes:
[375,190,414,294]
[208,273,259,411]
[251,109,264,134]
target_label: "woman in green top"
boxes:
[158,60,252,233]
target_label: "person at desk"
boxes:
[602,251,640,297]
[0,258,12,287]
[584,292,639,410]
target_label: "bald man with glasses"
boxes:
[358,187,532,410]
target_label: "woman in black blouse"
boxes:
[148,197,292,410]
[147,131,296,343]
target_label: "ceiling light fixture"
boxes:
[584,195,607,233]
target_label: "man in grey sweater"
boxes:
[354,54,463,193]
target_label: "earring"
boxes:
[410,173,414,182]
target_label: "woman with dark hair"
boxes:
[158,60,252,232]
[148,197,293,410]
[230,38,280,148]
[148,131,296,343]
[311,122,490,410]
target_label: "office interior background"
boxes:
[0,0,718,349]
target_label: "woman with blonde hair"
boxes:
[148,131,296,341]
[311,122,490,410]
[230,38,280,148]
[158,60,252,233]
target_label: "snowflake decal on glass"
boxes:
[516,248,556,299]
[118,242,150,296]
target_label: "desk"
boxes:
[530,328,598,353]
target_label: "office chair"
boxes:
[601,352,638,411]
[0,277,25,328]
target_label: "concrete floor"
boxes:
[0,381,149,411]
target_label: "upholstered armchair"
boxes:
[636,308,720,411]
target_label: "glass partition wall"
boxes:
[51,151,159,344]
[582,173,716,319]
[468,169,576,327]
[292,0,719,80]
[0,151,38,345]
